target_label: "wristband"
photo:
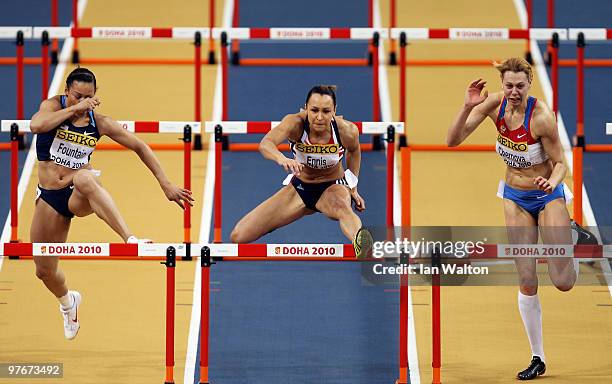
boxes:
[344,169,358,189]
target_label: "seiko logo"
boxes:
[497,134,528,152]
[294,143,339,154]
[55,129,98,148]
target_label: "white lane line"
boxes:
[374,0,421,382]
[183,0,232,382]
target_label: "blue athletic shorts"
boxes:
[36,184,75,218]
[500,182,567,219]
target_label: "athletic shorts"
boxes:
[288,176,350,211]
[497,181,572,219]
[36,184,75,218]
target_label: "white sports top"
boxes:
[290,117,345,170]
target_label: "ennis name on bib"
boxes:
[290,117,345,169]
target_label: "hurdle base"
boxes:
[231,50,240,65]
[398,135,408,148]
[17,133,27,150]
[389,51,397,66]
[72,50,80,64]
[193,133,203,150]
[372,135,384,151]
[221,135,229,151]
[50,50,59,65]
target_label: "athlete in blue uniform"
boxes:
[29,67,193,339]
[230,85,372,257]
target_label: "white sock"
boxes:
[574,259,580,279]
[518,291,545,363]
[59,292,74,310]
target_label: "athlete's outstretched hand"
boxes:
[465,79,488,108]
[351,188,366,212]
[162,183,194,210]
[278,157,304,176]
[533,176,555,194]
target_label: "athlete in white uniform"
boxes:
[230,85,372,256]
[29,67,193,340]
[447,58,581,380]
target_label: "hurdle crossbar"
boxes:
[3,242,608,259]
[3,27,611,41]
[1,120,196,246]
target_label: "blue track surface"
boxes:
[199,1,399,382]
[532,0,612,226]
[199,262,399,384]
[239,0,369,28]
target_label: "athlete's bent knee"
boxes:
[230,226,252,244]
[72,170,98,195]
[326,194,352,215]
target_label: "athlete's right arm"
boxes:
[446,79,497,147]
[259,114,304,175]
[30,97,99,133]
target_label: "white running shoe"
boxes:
[126,235,153,244]
[60,290,81,340]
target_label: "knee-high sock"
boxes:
[574,259,580,279]
[518,291,545,362]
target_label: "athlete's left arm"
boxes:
[98,115,194,209]
[532,106,567,193]
[340,119,365,211]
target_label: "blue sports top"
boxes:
[36,95,100,169]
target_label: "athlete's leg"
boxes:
[31,199,82,339]
[315,184,361,241]
[538,199,576,292]
[68,169,132,241]
[230,185,313,243]
[505,199,546,378]
[30,199,71,298]
[504,199,539,294]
